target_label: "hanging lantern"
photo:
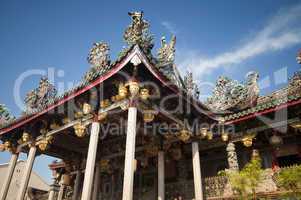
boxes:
[118,84,128,99]
[38,139,49,151]
[22,132,31,143]
[143,110,155,123]
[4,141,12,152]
[242,136,253,147]
[82,103,92,115]
[73,123,86,137]
[128,80,140,97]
[207,131,213,140]
[269,134,283,146]
[177,129,191,142]
[199,128,208,138]
[140,88,150,100]
[100,99,110,108]
[221,132,229,142]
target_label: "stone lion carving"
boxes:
[206,71,259,112]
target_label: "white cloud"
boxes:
[161,21,177,35]
[177,3,301,78]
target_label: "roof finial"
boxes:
[123,11,153,52]
[297,49,301,64]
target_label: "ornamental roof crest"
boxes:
[205,71,259,113]
[0,104,14,125]
[24,77,57,112]
[157,35,176,66]
[84,42,111,82]
[123,11,154,52]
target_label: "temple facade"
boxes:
[0,12,300,200]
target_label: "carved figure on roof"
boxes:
[24,77,57,111]
[123,11,153,52]
[297,49,301,64]
[184,71,200,99]
[84,42,111,82]
[0,104,14,125]
[205,71,259,112]
[157,35,176,66]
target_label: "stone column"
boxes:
[226,142,239,171]
[16,145,37,200]
[81,122,100,200]
[158,151,165,200]
[48,182,58,200]
[0,153,18,200]
[57,182,65,200]
[122,106,138,200]
[192,142,203,200]
[92,163,101,200]
[72,170,82,200]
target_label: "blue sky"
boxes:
[0,0,301,183]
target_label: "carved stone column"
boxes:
[0,153,18,200]
[226,142,239,171]
[57,182,65,200]
[16,145,37,200]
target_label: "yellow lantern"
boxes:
[82,103,92,115]
[73,123,86,137]
[221,132,229,142]
[140,88,150,100]
[38,139,49,151]
[199,128,208,138]
[242,136,253,147]
[207,131,213,140]
[143,110,155,123]
[128,81,139,97]
[178,129,191,142]
[100,99,110,108]
[98,111,108,122]
[22,132,31,143]
[118,84,128,99]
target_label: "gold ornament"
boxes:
[0,143,5,152]
[143,110,155,123]
[4,141,12,152]
[38,139,48,151]
[177,129,191,142]
[82,103,92,115]
[100,99,110,108]
[75,111,83,119]
[291,121,301,130]
[40,128,48,135]
[207,131,213,140]
[73,123,86,137]
[22,132,31,143]
[221,132,229,142]
[118,84,128,99]
[128,81,139,97]
[242,136,253,147]
[140,88,150,100]
[100,159,110,173]
[98,111,108,122]
[199,128,208,138]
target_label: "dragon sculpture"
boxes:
[123,11,154,53]
[205,71,259,113]
[84,42,110,82]
[24,77,57,112]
